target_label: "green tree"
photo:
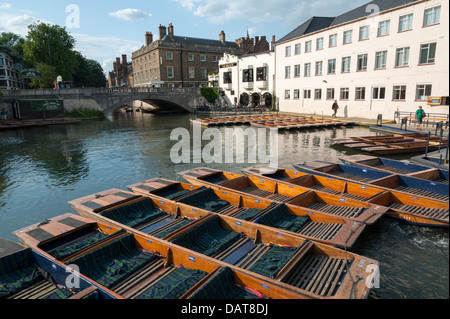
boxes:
[200,87,219,103]
[0,32,25,57]
[72,51,106,87]
[23,22,78,87]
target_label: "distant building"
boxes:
[275,0,449,119]
[0,45,27,90]
[218,35,276,107]
[108,54,133,88]
[131,24,241,88]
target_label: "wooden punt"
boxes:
[0,236,120,299]
[65,193,377,299]
[359,141,445,155]
[127,177,367,248]
[243,165,449,227]
[178,167,386,225]
[333,133,436,145]
[13,215,307,300]
[340,154,449,184]
[293,162,449,202]
[67,188,209,241]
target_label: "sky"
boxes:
[0,0,369,73]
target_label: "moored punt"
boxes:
[246,164,449,227]
[178,167,386,225]
[0,237,119,299]
[129,178,367,248]
[333,133,438,145]
[293,162,449,202]
[340,154,449,184]
[359,141,445,155]
[68,188,208,240]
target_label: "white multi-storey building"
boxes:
[275,0,449,119]
[0,46,27,90]
[219,44,275,108]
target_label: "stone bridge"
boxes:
[1,87,205,116]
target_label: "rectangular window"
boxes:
[285,66,291,78]
[294,64,301,77]
[372,87,386,100]
[294,89,300,99]
[393,85,407,100]
[200,54,206,62]
[327,88,335,100]
[304,63,311,76]
[189,67,195,79]
[395,47,410,67]
[285,46,291,57]
[359,25,370,40]
[201,68,207,78]
[375,51,387,69]
[188,53,194,61]
[315,61,323,76]
[303,89,311,99]
[416,84,432,100]
[355,87,366,100]
[340,88,349,100]
[314,89,322,100]
[212,55,218,62]
[341,56,351,73]
[295,43,301,55]
[256,67,267,81]
[378,20,390,36]
[285,90,291,99]
[424,6,441,26]
[419,43,436,64]
[243,69,253,82]
[357,54,368,71]
[223,71,232,84]
[316,38,324,50]
[166,52,173,60]
[305,41,312,52]
[328,59,336,74]
[329,34,337,47]
[343,30,352,44]
[399,13,413,32]
[167,66,174,78]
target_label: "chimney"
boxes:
[272,35,276,43]
[122,54,127,65]
[168,23,174,39]
[255,36,259,44]
[159,24,167,40]
[145,31,153,46]
[219,30,226,43]
[115,57,120,71]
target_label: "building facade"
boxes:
[108,54,133,88]
[218,48,275,107]
[131,24,241,89]
[0,46,27,90]
[275,0,449,119]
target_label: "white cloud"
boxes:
[0,13,42,35]
[109,9,152,21]
[0,2,12,9]
[171,0,367,29]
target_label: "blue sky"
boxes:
[1,0,368,72]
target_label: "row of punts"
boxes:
[2,155,447,300]
[191,115,351,130]
[334,133,448,155]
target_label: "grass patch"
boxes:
[65,108,105,119]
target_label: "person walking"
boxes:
[332,100,339,117]
[1,108,7,121]
[415,105,426,130]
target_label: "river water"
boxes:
[0,112,448,299]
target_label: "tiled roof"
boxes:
[277,0,419,43]
[162,35,240,48]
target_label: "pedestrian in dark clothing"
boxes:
[332,100,339,117]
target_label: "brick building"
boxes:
[131,24,242,88]
[108,54,133,88]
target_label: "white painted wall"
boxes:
[275,0,449,120]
